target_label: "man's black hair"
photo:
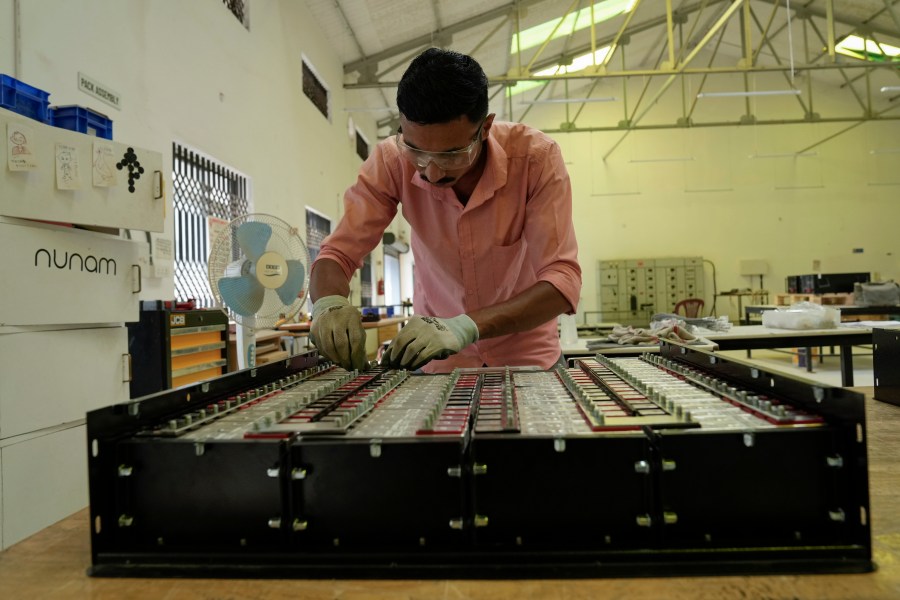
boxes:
[397,48,489,125]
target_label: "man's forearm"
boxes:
[468,281,572,340]
[309,258,352,303]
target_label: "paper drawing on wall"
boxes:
[55,143,81,190]
[7,122,38,171]
[92,141,117,187]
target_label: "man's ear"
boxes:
[481,113,496,138]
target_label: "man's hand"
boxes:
[310,295,367,371]
[382,314,479,371]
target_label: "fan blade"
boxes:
[236,221,272,262]
[275,260,307,306]
[217,274,265,317]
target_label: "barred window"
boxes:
[302,59,329,119]
[360,254,373,306]
[305,207,331,265]
[305,207,332,313]
[355,129,369,161]
[222,0,250,29]
[173,143,250,308]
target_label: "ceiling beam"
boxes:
[755,0,900,41]
[345,57,900,90]
[344,0,900,85]
[343,0,546,75]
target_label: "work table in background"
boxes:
[563,324,882,386]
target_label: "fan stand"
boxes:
[236,315,256,369]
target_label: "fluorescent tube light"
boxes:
[522,97,616,104]
[880,86,900,93]
[697,90,801,98]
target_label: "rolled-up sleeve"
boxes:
[313,142,400,279]
[524,139,582,313]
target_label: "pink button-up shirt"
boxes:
[314,121,581,373]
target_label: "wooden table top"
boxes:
[2,388,899,599]
[279,316,407,333]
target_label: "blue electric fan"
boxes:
[208,214,310,369]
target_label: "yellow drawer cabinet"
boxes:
[127,304,229,398]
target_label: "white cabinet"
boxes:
[0,107,164,549]
[0,425,88,548]
[0,326,128,439]
[0,108,163,232]
[0,219,142,326]
[597,257,705,326]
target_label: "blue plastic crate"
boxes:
[0,74,51,122]
[49,104,113,140]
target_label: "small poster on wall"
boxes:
[55,143,82,190]
[92,141,117,187]
[7,122,38,171]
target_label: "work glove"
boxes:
[382,314,479,371]
[310,295,367,372]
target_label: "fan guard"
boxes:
[208,213,310,330]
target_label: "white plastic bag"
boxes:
[761,301,840,330]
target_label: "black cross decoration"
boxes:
[116,147,145,193]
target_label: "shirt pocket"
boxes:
[484,236,532,302]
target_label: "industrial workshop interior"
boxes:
[1,0,899,597]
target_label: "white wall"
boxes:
[515,78,900,323]
[0,0,379,302]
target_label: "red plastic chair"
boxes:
[674,298,705,318]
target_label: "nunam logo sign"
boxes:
[34,247,117,276]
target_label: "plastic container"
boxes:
[0,74,51,122]
[49,104,113,139]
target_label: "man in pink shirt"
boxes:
[310,48,581,373]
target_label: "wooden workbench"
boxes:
[1,389,899,598]
[280,316,407,360]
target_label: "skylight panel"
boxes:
[510,0,635,54]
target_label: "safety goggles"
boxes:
[394,120,485,170]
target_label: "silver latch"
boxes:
[635,514,652,527]
[634,460,650,474]
[370,440,382,458]
[474,515,489,528]
[473,463,488,475]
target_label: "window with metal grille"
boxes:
[360,254,373,306]
[222,0,250,29]
[305,207,332,313]
[305,208,331,265]
[173,143,250,308]
[355,129,369,161]
[302,59,329,119]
